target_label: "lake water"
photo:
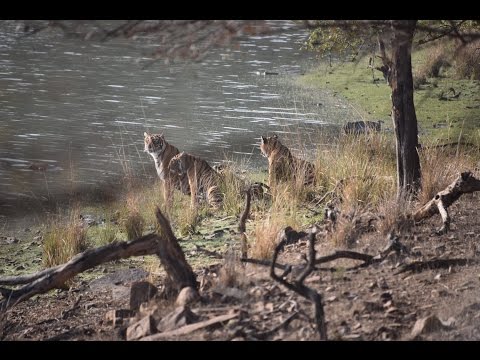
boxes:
[0,20,356,218]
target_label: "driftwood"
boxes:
[270,228,327,340]
[0,207,196,311]
[413,172,480,234]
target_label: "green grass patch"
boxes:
[298,50,480,144]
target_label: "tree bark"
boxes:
[390,20,421,195]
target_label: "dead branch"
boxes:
[413,172,480,234]
[270,228,327,340]
[0,233,161,311]
[395,258,480,275]
[154,207,197,294]
[315,250,374,266]
[239,186,252,259]
[0,207,196,312]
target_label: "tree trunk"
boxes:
[390,20,421,195]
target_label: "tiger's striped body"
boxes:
[144,132,190,205]
[169,152,223,209]
[260,135,315,188]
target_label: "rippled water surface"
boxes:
[0,20,355,215]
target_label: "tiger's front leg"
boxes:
[163,175,175,209]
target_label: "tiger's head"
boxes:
[260,134,280,158]
[169,152,188,176]
[144,132,166,155]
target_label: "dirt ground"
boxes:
[1,193,480,341]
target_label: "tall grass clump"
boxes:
[251,182,302,259]
[453,39,480,80]
[217,161,246,217]
[418,141,479,205]
[42,208,88,268]
[121,193,145,240]
[314,132,397,211]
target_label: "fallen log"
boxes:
[0,206,197,311]
[413,172,480,234]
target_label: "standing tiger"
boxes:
[260,134,315,188]
[169,152,223,209]
[143,132,190,205]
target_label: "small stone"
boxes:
[410,315,455,338]
[5,237,18,244]
[15,265,25,271]
[156,306,199,332]
[126,315,155,341]
[325,286,335,292]
[326,296,337,303]
[175,287,200,307]
[434,274,442,281]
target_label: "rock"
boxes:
[126,315,155,341]
[175,287,200,307]
[105,309,136,327]
[156,306,200,332]
[33,236,42,241]
[15,265,25,271]
[5,236,19,244]
[410,315,455,338]
[130,281,158,311]
[326,296,337,303]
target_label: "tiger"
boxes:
[169,151,223,209]
[143,132,190,205]
[260,134,315,188]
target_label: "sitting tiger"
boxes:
[260,134,315,188]
[169,152,223,209]
[144,132,190,205]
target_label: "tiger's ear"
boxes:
[272,134,278,140]
[261,136,267,144]
[144,132,149,138]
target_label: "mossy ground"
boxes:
[298,49,480,145]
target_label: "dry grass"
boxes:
[377,192,415,236]
[218,162,246,217]
[42,208,88,268]
[314,132,397,210]
[418,142,479,205]
[251,182,302,259]
[453,39,480,80]
[121,194,145,240]
[217,249,244,288]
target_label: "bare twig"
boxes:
[270,228,327,340]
